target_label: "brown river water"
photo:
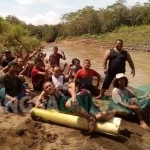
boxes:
[45,43,150,90]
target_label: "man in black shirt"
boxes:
[0,61,32,113]
[1,50,15,67]
[96,39,135,99]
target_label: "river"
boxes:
[45,43,150,89]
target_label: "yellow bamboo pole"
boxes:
[30,108,121,136]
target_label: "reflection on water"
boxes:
[45,43,150,88]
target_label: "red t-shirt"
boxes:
[31,67,45,86]
[75,69,99,85]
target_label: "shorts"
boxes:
[78,84,100,97]
[40,98,59,110]
[67,90,101,115]
[102,71,125,89]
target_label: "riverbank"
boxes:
[54,24,150,52]
[54,38,150,52]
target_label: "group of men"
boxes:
[0,39,135,133]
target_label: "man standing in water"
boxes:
[96,39,135,99]
[49,46,66,67]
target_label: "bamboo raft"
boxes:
[30,108,121,136]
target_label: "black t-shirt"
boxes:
[0,74,23,97]
[1,57,15,67]
[108,49,127,73]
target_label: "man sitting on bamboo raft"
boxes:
[1,50,15,68]
[108,73,150,130]
[35,81,116,134]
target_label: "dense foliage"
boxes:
[1,0,150,48]
[0,16,40,52]
[59,0,150,37]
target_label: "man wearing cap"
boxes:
[96,39,135,99]
[1,50,15,68]
[49,46,66,67]
[0,61,32,113]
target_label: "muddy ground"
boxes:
[0,106,150,150]
[0,80,150,150]
[0,41,150,150]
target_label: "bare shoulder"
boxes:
[104,49,111,58]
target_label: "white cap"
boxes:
[116,73,126,79]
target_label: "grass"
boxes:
[59,25,150,48]
[0,17,41,53]
[97,25,150,46]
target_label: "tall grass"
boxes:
[0,17,41,52]
[94,25,150,46]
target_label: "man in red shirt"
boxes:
[31,59,46,91]
[74,59,101,96]
[49,46,66,67]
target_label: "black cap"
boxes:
[8,61,18,67]
[5,50,11,54]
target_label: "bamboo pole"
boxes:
[30,108,121,136]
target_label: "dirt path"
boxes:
[0,111,150,150]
